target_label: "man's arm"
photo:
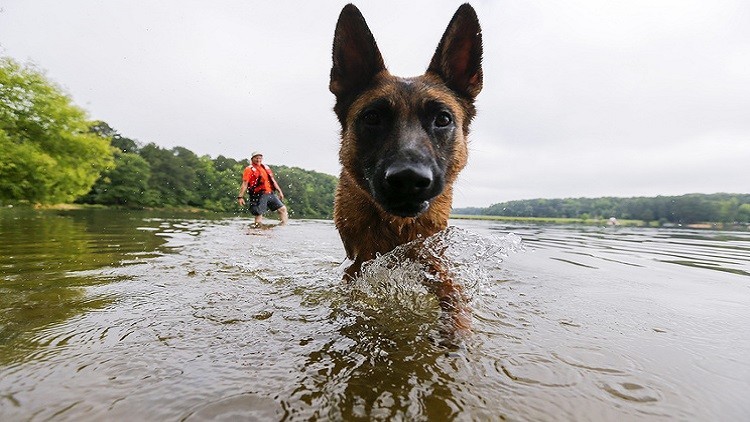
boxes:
[269,170,284,201]
[237,180,249,206]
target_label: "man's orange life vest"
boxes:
[243,164,274,194]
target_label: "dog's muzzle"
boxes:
[374,160,444,217]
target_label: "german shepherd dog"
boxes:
[330,4,482,331]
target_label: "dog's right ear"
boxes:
[330,4,386,98]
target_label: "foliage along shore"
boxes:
[451,214,645,226]
[453,193,750,230]
[3,57,748,228]
[449,213,747,230]
[1,57,336,220]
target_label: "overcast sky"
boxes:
[1,0,748,207]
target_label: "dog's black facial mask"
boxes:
[354,89,456,217]
[331,3,482,218]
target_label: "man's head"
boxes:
[251,151,263,164]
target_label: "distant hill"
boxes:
[453,193,750,224]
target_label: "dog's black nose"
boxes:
[384,163,434,198]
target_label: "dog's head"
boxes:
[330,4,482,218]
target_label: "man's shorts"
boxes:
[249,193,284,216]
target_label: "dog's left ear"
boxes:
[427,4,483,99]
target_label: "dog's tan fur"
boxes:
[330,4,482,286]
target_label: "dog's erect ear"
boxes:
[427,4,483,99]
[330,4,386,97]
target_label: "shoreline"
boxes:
[3,203,746,231]
[449,214,748,231]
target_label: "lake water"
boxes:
[1,208,749,420]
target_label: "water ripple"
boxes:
[1,215,749,420]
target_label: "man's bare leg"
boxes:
[278,206,288,225]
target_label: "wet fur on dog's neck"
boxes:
[334,167,455,276]
[330,4,482,278]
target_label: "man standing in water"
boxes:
[237,152,288,227]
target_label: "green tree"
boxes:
[138,143,200,207]
[89,120,139,154]
[194,155,244,212]
[472,193,750,225]
[718,198,740,223]
[78,152,151,206]
[273,165,337,219]
[0,57,113,203]
[172,146,201,206]
[670,195,717,224]
[738,204,750,223]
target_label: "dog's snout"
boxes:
[384,164,433,197]
[373,156,445,217]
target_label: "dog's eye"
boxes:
[362,110,382,126]
[435,111,452,127]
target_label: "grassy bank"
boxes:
[450,214,656,227]
[450,214,750,231]
[3,202,220,214]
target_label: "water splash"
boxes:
[347,226,523,321]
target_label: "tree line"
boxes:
[5,57,748,224]
[453,194,750,225]
[1,58,113,204]
[76,122,338,218]
[1,57,336,219]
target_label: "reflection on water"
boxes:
[0,209,172,365]
[0,209,749,420]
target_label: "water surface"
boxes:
[1,209,748,420]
